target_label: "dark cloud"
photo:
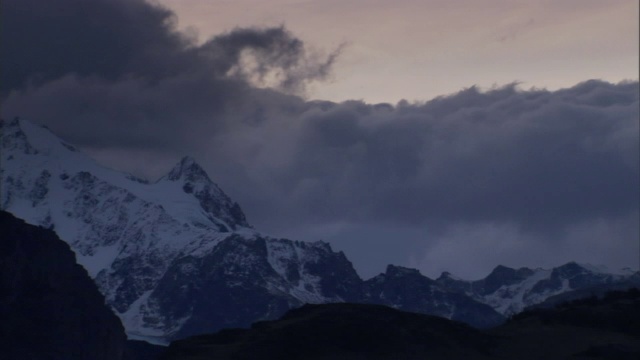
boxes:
[1,0,189,94]
[200,27,343,93]
[1,0,335,150]
[2,0,638,277]
[260,81,638,233]
[2,0,337,95]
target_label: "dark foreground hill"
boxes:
[490,288,640,359]
[161,303,495,360]
[161,289,640,360]
[0,211,128,360]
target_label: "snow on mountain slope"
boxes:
[479,268,554,315]
[0,118,356,342]
[436,262,635,316]
[362,265,505,328]
[2,118,245,278]
[576,263,637,276]
[3,118,633,342]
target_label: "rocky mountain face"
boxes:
[362,265,504,328]
[436,262,637,316]
[0,210,128,360]
[151,235,364,340]
[1,118,367,343]
[1,118,636,343]
[524,272,640,311]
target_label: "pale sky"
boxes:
[157,0,639,103]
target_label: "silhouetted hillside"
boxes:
[510,288,640,333]
[160,289,640,359]
[490,288,640,359]
[161,303,495,360]
[0,211,128,359]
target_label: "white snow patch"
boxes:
[481,268,552,315]
[0,120,355,342]
[578,262,637,276]
[76,243,120,278]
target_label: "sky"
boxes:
[156,0,639,103]
[1,0,639,279]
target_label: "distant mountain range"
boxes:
[436,262,638,316]
[2,118,637,344]
[4,209,638,359]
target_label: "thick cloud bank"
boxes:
[2,0,638,278]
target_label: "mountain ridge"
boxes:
[435,261,637,315]
[1,117,636,343]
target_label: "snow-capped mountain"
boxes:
[2,118,635,343]
[436,262,638,316]
[1,118,360,342]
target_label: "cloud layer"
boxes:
[2,0,638,278]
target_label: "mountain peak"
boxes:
[160,156,251,230]
[486,264,537,279]
[2,116,20,128]
[576,263,638,276]
[385,264,422,277]
[437,271,463,281]
[1,117,80,156]
[178,156,197,168]
[490,264,516,273]
[165,156,210,182]
[1,117,31,149]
